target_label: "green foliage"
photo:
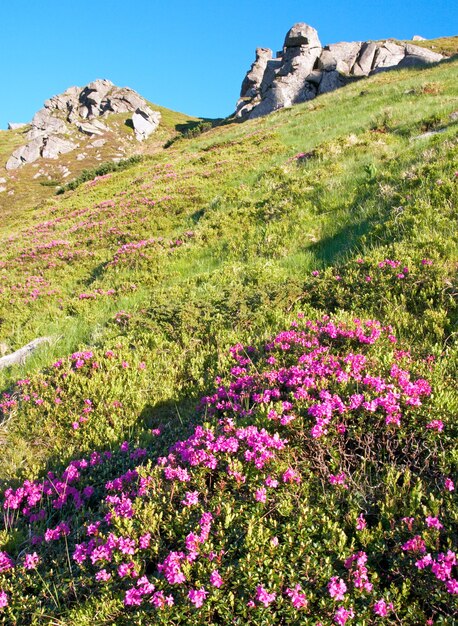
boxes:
[164,120,217,148]
[0,58,456,624]
[56,156,144,194]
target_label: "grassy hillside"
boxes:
[0,103,199,223]
[0,58,456,624]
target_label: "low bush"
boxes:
[0,317,456,624]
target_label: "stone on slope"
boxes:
[132,107,161,141]
[372,41,406,71]
[41,135,76,159]
[352,42,378,76]
[399,44,443,67]
[6,138,43,169]
[78,119,109,136]
[321,42,363,74]
[27,108,68,140]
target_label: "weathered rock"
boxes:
[322,42,363,74]
[284,23,321,49]
[241,48,273,98]
[7,122,27,130]
[5,79,160,168]
[400,44,443,67]
[103,88,146,115]
[372,41,406,71]
[0,187,6,193]
[236,25,445,119]
[318,70,346,94]
[0,178,6,184]
[6,138,43,169]
[411,128,446,141]
[41,135,76,159]
[78,119,108,136]
[413,35,426,41]
[352,42,378,76]
[132,107,161,141]
[91,138,106,148]
[0,337,52,370]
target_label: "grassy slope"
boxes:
[0,58,456,623]
[0,58,457,465]
[0,104,198,224]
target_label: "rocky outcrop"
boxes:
[236,23,444,119]
[5,79,161,170]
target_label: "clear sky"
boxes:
[0,0,457,128]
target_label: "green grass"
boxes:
[0,58,456,625]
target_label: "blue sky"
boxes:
[0,0,456,128]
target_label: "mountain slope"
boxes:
[0,57,456,624]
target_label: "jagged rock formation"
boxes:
[236,23,444,119]
[5,79,161,170]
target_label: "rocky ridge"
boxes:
[6,79,161,170]
[236,23,444,119]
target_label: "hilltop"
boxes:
[0,29,456,625]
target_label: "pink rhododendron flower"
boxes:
[425,516,443,530]
[282,468,301,483]
[285,584,308,608]
[334,606,354,625]
[255,585,276,607]
[402,535,426,553]
[328,473,348,488]
[373,598,393,616]
[445,478,455,491]
[356,514,367,530]
[446,579,458,594]
[426,420,443,432]
[23,552,39,570]
[95,569,111,582]
[0,591,8,608]
[265,476,278,488]
[181,491,199,507]
[255,487,267,503]
[328,577,347,601]
[188,587,208,607]
[210,570,223,588]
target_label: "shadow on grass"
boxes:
[309,217,372,266]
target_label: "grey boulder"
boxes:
[132,107,161,141]
[41,136,76,159]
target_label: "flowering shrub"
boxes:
[0,317,456,624]
[303,256,456,345]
